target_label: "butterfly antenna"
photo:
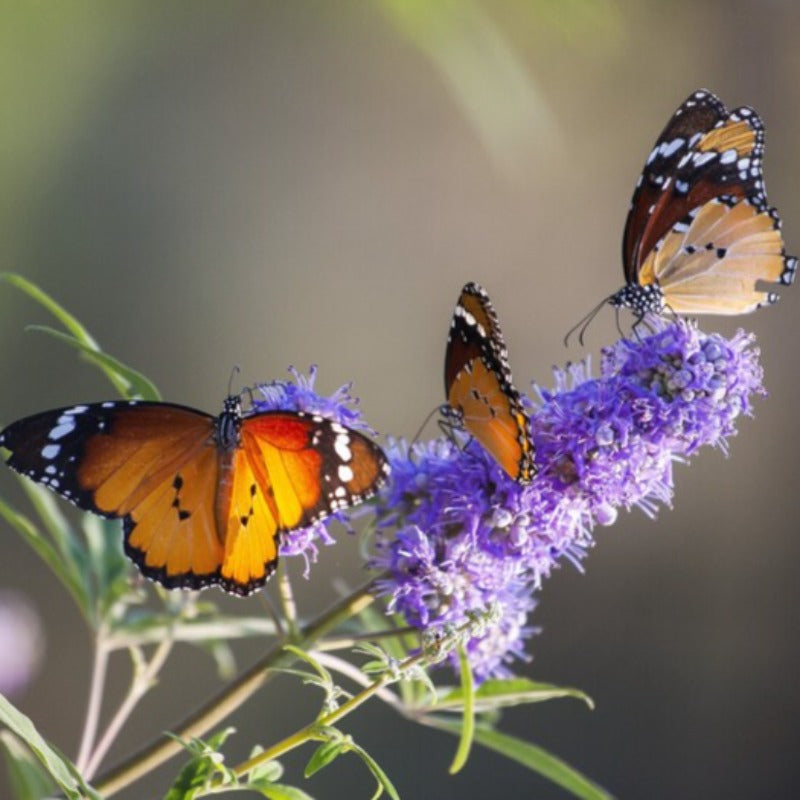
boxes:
[228,364,241,397]
[563,297,610,348]
[411,405,442,445]
[615,306,627,340]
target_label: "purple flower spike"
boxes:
[373,319,764,679]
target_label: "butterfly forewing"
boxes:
[444,283,535,484]
[623,90,728,278]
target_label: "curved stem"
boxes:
[93,575,383,797]
[75,632,109,774]
[84,636,174,780]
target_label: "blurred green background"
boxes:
[1,1,799,797]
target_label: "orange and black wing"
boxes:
[444,283,535,484]
[215,411,390,594]
[621,88,795,312]
[0,401,227,590]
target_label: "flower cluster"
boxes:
[251,366,371,574]
[372,319,764,680]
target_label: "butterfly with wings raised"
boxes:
[444,282,536,485]
[0,393,389,595]
[567,89,797,344]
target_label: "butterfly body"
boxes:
[608,89,795,325]
[444,282,536,484]
[0,396,389,595]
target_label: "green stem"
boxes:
[93,576,382,797]
[277,562,300,642]
[230,618,472,779]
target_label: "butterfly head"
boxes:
[609,283,665,317]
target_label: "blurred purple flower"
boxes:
[251,366,373,576]
[0,592,44,697]
[373,319,764,679]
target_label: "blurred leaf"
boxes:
[431,676,594,713]
[0,730,56,800]
[448,645,474,775]
[26,324,160,401]
[82,514,130,620]
[0,493,89,618]
[0,273,160,400]
[254,782,315,800]
[429,719,614,800]
[0,693,100,800]
[378,0,557,176]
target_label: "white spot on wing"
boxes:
[42,444,60,460]
[338,464,354,483]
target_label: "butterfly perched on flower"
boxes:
[567,89,796,344]
[0,395,389,595]
[444,282,536,484]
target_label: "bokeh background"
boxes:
[1,2,799,798]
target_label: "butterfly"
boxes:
[566,89,797,344]
[444,282,536,484]
[0,395,390,595]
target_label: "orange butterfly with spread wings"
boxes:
[444,282,536,484]
[567,89,796,344]
[0,395,389,595]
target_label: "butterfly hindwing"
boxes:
[1,400,390,595]
[444,283,535,484]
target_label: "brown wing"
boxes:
[444,283,535,484]
[624,90,769,281]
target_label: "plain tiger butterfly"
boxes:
[444,282,536,484]
[566,89,796,344]
[0,395,389,595]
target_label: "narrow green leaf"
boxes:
[304,740,343,778]
[433,676,594,713]
[283,645,334,687]
[430,719,614,800]
[26,324,160,401]
[0,693,91,799]
[0,273,102,348]
[255,782,316,800]
[0,730,56,800]
[0,495,89,617]
[448,645,475,775]
[347,742,401,800]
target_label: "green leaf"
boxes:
[447,645,475,775]
[346,741,401,800]
[164,728,237,800]
[0,730,56,800]
[0,693,99,799]
[433,677,594,713]
[0,494,89,619]
[304,740,343,778]
[430,719,614,800]
[254,781,316,800]
[26,324,160,401]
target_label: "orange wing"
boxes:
[214,412,388,593]
[444,283,535,484]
